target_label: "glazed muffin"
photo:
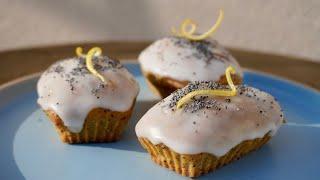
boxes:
[135,78,284,177]
[37,48,139,143]
[138,10,242,98]
[138,37,242,98]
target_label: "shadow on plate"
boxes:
[74,99,158,153]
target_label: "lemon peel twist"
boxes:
[171,9,224,41]
[176,66,237,109]
[75,47,106,84]
[76,47,86,57]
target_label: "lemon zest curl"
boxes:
[75,47,106,84]
[172,9,224,41]
[176,66,237,109]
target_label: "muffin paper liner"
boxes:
[142,69,242,98]
[45,105,134,144]
[138,134,271,177]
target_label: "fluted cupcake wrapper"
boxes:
[142,70,182,98]
[138,134,271,177]
[141,69,243,98]
[45,105,134,144]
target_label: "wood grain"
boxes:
[0,41,319,90]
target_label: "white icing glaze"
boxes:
[138,37,243,82]
[135,84,283,157]
[37,57,139,133]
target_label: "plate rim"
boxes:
[0,62,319,94]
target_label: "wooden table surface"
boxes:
[0,41,319,90]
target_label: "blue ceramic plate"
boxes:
[0,63,320,180]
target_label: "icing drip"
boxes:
[37,57,139,133]
[138,37,242,82]
[136,81,284,156]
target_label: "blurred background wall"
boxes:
[0,0,319,62]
